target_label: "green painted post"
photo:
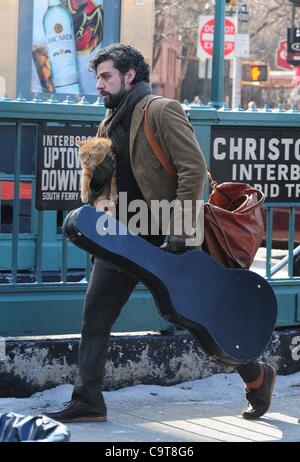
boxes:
[36,210,44,284]
[266,207,273,280]
[61,211,68,283]
[11,123,22,285]
[211,0,225,108]
[288,207,296,278]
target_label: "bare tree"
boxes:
[153,0,208,99]
[153,0,299,100]
[248,0,294,68]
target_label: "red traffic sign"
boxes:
[276,39,293,70]
[197,16,236,60]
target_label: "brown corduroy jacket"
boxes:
[98,95,207,240]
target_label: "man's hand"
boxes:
[160,235,187,254]
[90,156,114,195]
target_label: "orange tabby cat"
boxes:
[76,137,117,212]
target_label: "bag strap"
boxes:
[226,187,265,213]
[208,171,265,212]
[144,98,214,189]
[143,102,265,212]
[143,97,178,186]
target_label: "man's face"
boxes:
[96,60,135,109]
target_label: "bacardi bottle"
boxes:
[43,0,80,94]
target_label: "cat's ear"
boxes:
[76,140,83,147]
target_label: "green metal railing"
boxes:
[0,95,172,335]
[0,95,299,335]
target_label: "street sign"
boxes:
[238,4,249,23]
[235,33,249,58]
[276,39,293,70]
[197,15,236,60]
[287,27,300,66]
[241,62,269,83]
[211,126,300,201]
[294,65,300,83]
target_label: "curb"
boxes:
[0,327,300,397]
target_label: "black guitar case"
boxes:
[63,205,277,367]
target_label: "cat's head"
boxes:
[77,137,113,167]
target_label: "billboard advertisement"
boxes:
[17,0,121,99]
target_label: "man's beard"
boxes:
[103,77,128,109]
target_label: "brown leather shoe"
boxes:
[44,400,107,423]
[242,364,276,420]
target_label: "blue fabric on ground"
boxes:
[0,412,70,442]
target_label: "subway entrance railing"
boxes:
[0,96,299,336]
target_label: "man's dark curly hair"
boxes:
[89,43,150,84]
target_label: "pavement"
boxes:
[1,372,300,442]
[66,399,300,443]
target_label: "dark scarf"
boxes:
[101,82,152,223]
[101,81,164,244]
[102,81,152,145]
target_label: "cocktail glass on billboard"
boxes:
[32,45,55,93]
[32,0,56,93]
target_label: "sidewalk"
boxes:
[1,372,300,442]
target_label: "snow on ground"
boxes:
[1,371,300,416]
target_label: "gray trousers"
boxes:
[72,256,261,407]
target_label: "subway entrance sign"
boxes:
[210,126,300,201]
[36,126,96,210]
[241,61,269,84]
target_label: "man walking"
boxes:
[45,43,275,423]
